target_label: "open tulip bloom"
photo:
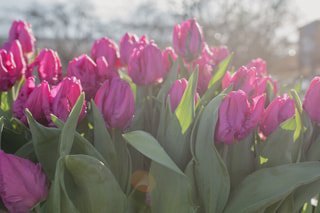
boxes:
[1,19,320,213]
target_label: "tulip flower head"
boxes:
[119,32,139,67]
[215,90,265,145]
[162,47,178,74]
[0,150,50,213]
[303,77,320,123]
[94,78,135,130]
[173,19,204,62]
[128,42,165,86]
[259,94,295,138]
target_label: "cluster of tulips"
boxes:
[1,18,320,213]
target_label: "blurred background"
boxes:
[1,0,319,86]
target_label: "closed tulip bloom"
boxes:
[259,94,295,138]
[0,49,18,91]
[2,20,36,56]
[31,49,62,85]
[166,78,198,113]
[13,76,36,125]
[119,32,139,67]
[50,77,87,125]
[24,81,52,126]
[91,37,120,70]
[96,56,119,82]
[215,90,265,145]
[162,47,178,74]
[9,40,26,81]
[0,150,50,213]
[128,42,165,86]
[66,54,100,100]
[303,77,320,123]
[94,78,135,130]
[173,19,204,62]
[247,58,267,76]
[210,45,229,66]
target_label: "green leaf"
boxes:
[175,69,198,134]
[150,162,196,213]
[293,178,320,212]
[91,100,117,174]
[123,130,185,176]
[64,154,127,212]
[59,93,85,156]
[14,140,37,161]
[193,94,230,213]
[223,161,320,213]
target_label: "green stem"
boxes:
[222,143,229,164]
[34,204,42,213]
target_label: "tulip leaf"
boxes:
[293,178,320,212]
[193,94,230,213]
[14,140,36,161]
[175,69,198,134]
[64,154,127,212]
[91,100,117,174]
[223,161,320,213]
[26,109,61,180]
[123,130,185,176]
[150,162,196,213]
[199,53,232,107]
[59,93,85,157]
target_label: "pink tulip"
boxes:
[30,48,62,85]
[247,58,267,76]
[94,78,135,130]
[259,94,295,138]
[0,150,49,213]
[50,77,87,125]
[2,20,36,56]
[215,90,265,145]
[91,37,120,70]
[66,54,102,100]
[8,40,26,81]
[119,32,139,67]
[13,76,36,125]
[162,47,178,74]
[128,42,165,86]
[166,78,198,113]
[0,49,20,91]
[303,77,320,123]
[210,45,229,66]
[173,19,204,62]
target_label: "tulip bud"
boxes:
[66,54,100,100]
[166,78,198,113]
[96,56,119,82]
[247,58,267,76]
[173,19,204,62]
[259,94,295,138]
[128,42,165,86]
[24,81,52,126]
[9,40,26,81]
[210,45,229,66]
[31,48,62,85]
[0,150,50,213]
[215,90,265,145]
[0,49,18,91]
[13,76,36,125]
[91,37,120,70]
[50,77,87,125]
[162,47,178,74]
[2,20,36,57]
[119,32,139,67]
[94,78,135,130]
[303,77,320,123]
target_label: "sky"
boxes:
[1,0,320,42]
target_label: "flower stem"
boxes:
[34,204,42,213]
[222,144,229,163]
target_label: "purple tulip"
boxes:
[166,78,198,113]
[215,90,265,145]
[303,77,320,123]
[173,19,204,62]
[96,56,119,82]
[30,48,62,85]
[0,150,50,213]
[66,54,101,100]
[119,32,139,67]
[91,37,120,70]
[94,78,135,130]
[162,47,178,74]
[24,81,52,126]
[50,77,87,125]
[13,76,36,125]
[2,20,36,57]
[128,42,165,86]
[259,94,295,138]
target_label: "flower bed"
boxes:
[0,19,320,213]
